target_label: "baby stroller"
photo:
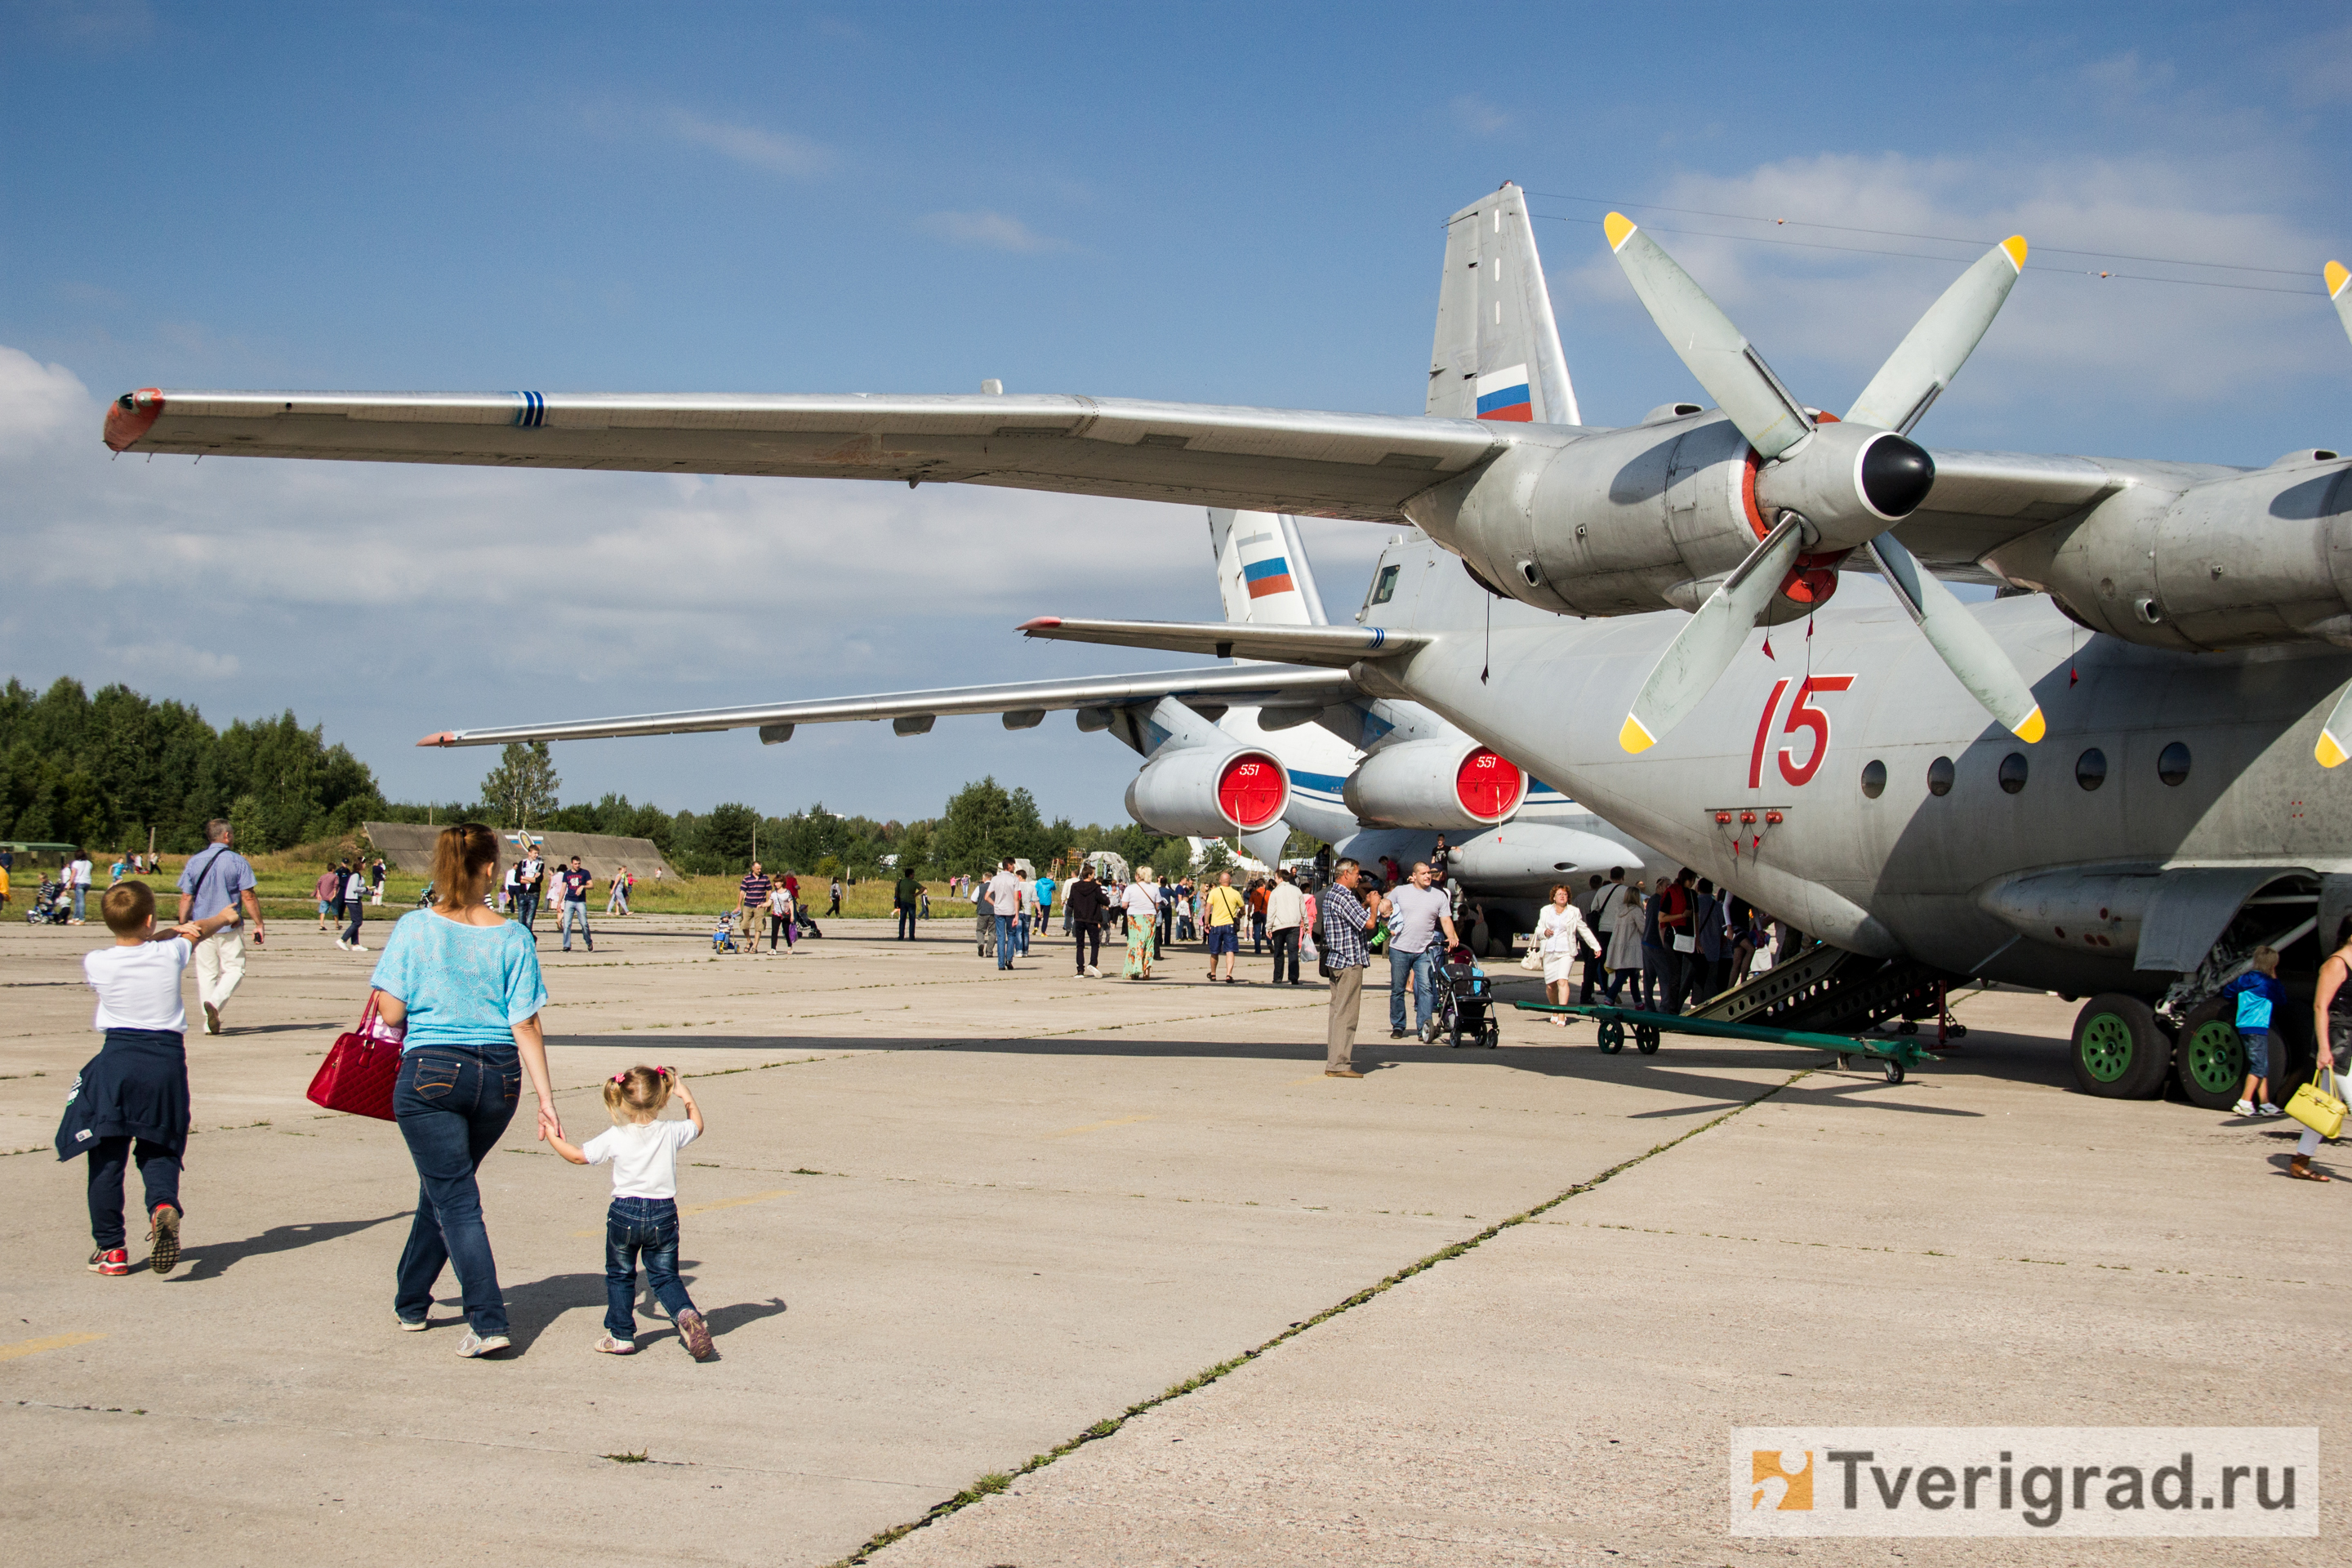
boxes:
[1423,944,1500,1049]
[25,878,70,925]
[711,913,740,954]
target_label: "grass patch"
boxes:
[603,1449,649,1464]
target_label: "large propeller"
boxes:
[1606,214,2044,752]
[2315,261,2352,767]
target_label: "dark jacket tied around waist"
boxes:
[56,1028,190,1161]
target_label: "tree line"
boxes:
[0,678,1209,877]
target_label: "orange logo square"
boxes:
[1751,1450,1813,1510]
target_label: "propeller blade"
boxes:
[2328,261,2352,350]
[2316,681,2352,768]
[1847,237,2028,434]
[1619,514,1805,753]
[1603,213,1814,459]
[1864,532,2044,742]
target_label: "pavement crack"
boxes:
[830,1067,1811,1566]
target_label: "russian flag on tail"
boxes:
[1475,363,1533,421]
[1243,556,1295,599]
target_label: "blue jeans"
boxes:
[72,884,87,921]
[605,1196,697,1339]
[995,913,1017,968]
[394,1045,520,1335]
[1389,945,1439,1033]
[517,891,540,931]
[560,900,591,950]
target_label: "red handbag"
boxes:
[306,993,406,1120]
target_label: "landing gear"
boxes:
[2171,999,2246,1111]
[2069,993,2171,1098]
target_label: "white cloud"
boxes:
[1551,148,2341,436]
[917,210,1069,254]
[1451,93,1510,136]
[664,109,835,177]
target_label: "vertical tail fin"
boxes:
[1426,181,1579,426]
[1208,509,1329,626]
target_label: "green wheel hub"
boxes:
[2180,1019,2244,1096]
[2078,1011,2136,1083]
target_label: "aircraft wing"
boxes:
[416,662,1362,747]
[105,390,1512,523]
[1899,449,2187,567]
[1018,617,1425,667]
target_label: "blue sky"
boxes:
[6,2,2351,822]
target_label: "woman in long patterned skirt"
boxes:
[1120,866,1160,979]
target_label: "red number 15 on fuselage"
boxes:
[1748,675,1855,790]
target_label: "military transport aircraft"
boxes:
[405,504,1664,947]
[102,183,2352,1107]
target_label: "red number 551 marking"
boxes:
[1748,675,1855,789]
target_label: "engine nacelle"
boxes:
[1125,745,1290,838]
[1341,739,1526,830]
[1987,453,2352,653]
[1405,416,1794,620]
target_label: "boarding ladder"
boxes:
[1686,944,1960,1035]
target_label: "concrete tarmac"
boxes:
[0,913,2340,1566]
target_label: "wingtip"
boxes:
[1602,212,1637,252]
[2012,706,2046,745]
[103,387,164,452]
[417,731,457,748]
[2328,261,2351,301]
[2319,728,2350,769]
[2000,234,2028,272]
[1018,617,1063,632]
[1617,713,1656,755]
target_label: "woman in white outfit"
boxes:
[1533,882,1603,1026]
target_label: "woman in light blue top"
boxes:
[368,823,559,1357]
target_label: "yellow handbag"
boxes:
[2285,1062,2346,1141]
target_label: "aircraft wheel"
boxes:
[1636,1025,1661,1055]
[2069,993,2170,1098]
[1597,1019,1624,1054]
[2171,1000,2246,1111]
[1882,1057,1906,1085]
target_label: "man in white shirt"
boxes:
[67,848,93,924]
[983,858,1023,971]
[1385,861,1459,1040]
[1265,868,1307,986]
[1016,874,1039,957]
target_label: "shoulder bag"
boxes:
[305,992,406,1120]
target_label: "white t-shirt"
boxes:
[69,858,93,888]
[83,937,191,1033]
[985,871,1022,915]
[579,1118,699,1199]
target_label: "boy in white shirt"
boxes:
[56,881,232,1276]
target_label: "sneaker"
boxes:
[2260,1102,2284,1116]
[455,1330,511,1358]
[593,1334,636,1355]
[1325,1067,1365,1079]
[350,941,367,952]
[1391,1029,1408,1040]
[87,1247,129,1276]
[2233,1098,2255,1116]
[202,1002,220,1036]
[676,1309,715,1361]
[147,1203,181,1276]
[396,1316,429,1331]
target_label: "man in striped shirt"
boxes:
[738,863,772,956]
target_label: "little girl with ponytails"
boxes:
[545,1065,714,1359]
